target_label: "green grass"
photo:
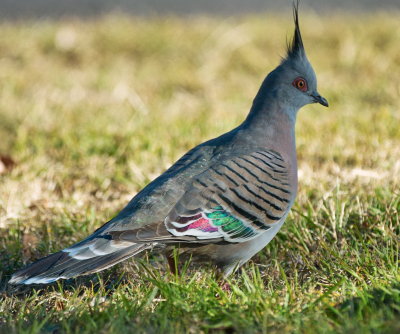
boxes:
[0,12,399,333]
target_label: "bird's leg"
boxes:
[165,249,179,275]
[219,281,231,292]
[216,267,231,292]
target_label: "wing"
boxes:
[165,150,294,243]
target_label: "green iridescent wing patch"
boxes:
[206,206,257,239]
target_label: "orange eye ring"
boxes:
[292,77,308,92]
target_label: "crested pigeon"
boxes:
[9,3,328,285]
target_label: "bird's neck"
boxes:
[244,96,296,143]
[241,97,298,167]
[239,98,298,191]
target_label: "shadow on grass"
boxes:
[322,282,400,333]
[336,283,400,316]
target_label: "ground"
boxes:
[0,12,399,333]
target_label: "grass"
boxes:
[0,11,399,333]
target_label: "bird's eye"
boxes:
[292,77,308,92]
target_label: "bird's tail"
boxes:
[9,235,150,285]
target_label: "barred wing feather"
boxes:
[165,150,293,243]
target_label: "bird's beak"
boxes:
[311,92,329,107]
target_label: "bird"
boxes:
[9,2,328,285]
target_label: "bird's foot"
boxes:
[219,281,231,292]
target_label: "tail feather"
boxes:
[9,239,150,285]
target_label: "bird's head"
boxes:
[256,2,328,114]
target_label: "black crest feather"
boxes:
[286,1,305,58]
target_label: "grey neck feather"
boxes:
[243,69,298,130]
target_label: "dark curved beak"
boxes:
[311,92,329,107]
